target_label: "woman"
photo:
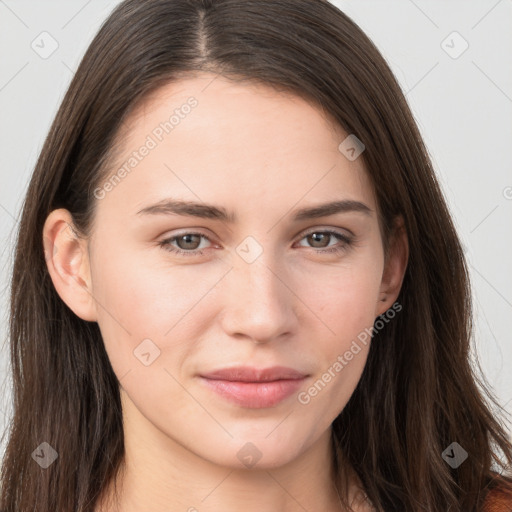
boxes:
[1,0,511,510]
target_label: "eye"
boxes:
[295,229,353,255]
[158,228,354,257]
[158,231,213,257]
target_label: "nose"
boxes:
[219,252,297,345]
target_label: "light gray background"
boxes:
[1,0,511,461]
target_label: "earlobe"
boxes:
[376,216,409,316]
[42,208,98,322]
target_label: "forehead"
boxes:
[96,72,375,223]
[118,73,346,153]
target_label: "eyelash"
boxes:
[158,229,354,257]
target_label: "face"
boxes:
[44,72,406,470]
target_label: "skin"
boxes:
[43,72,408,512]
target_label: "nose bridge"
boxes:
[220,235,295,342]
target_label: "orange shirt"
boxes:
[482,483,512,511]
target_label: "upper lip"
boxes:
[200,366,308,382]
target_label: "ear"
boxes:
[42,208,98,322]
[376,216,409,316]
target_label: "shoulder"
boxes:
[481,479,512,512]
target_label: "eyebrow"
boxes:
[136,198,372,223]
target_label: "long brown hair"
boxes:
[1,0,511,510]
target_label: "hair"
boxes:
[1,0,511,510]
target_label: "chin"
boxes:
[201,435,307,471]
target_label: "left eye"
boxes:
[158,229,353,257]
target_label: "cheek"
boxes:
[304,257,383,341]
[295,256,382,403]
[90,245,227,373]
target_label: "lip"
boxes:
[199,366,308,408]
[201,365,308,382]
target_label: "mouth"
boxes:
[199,366,309,408]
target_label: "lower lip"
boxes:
[200,377,306,408]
